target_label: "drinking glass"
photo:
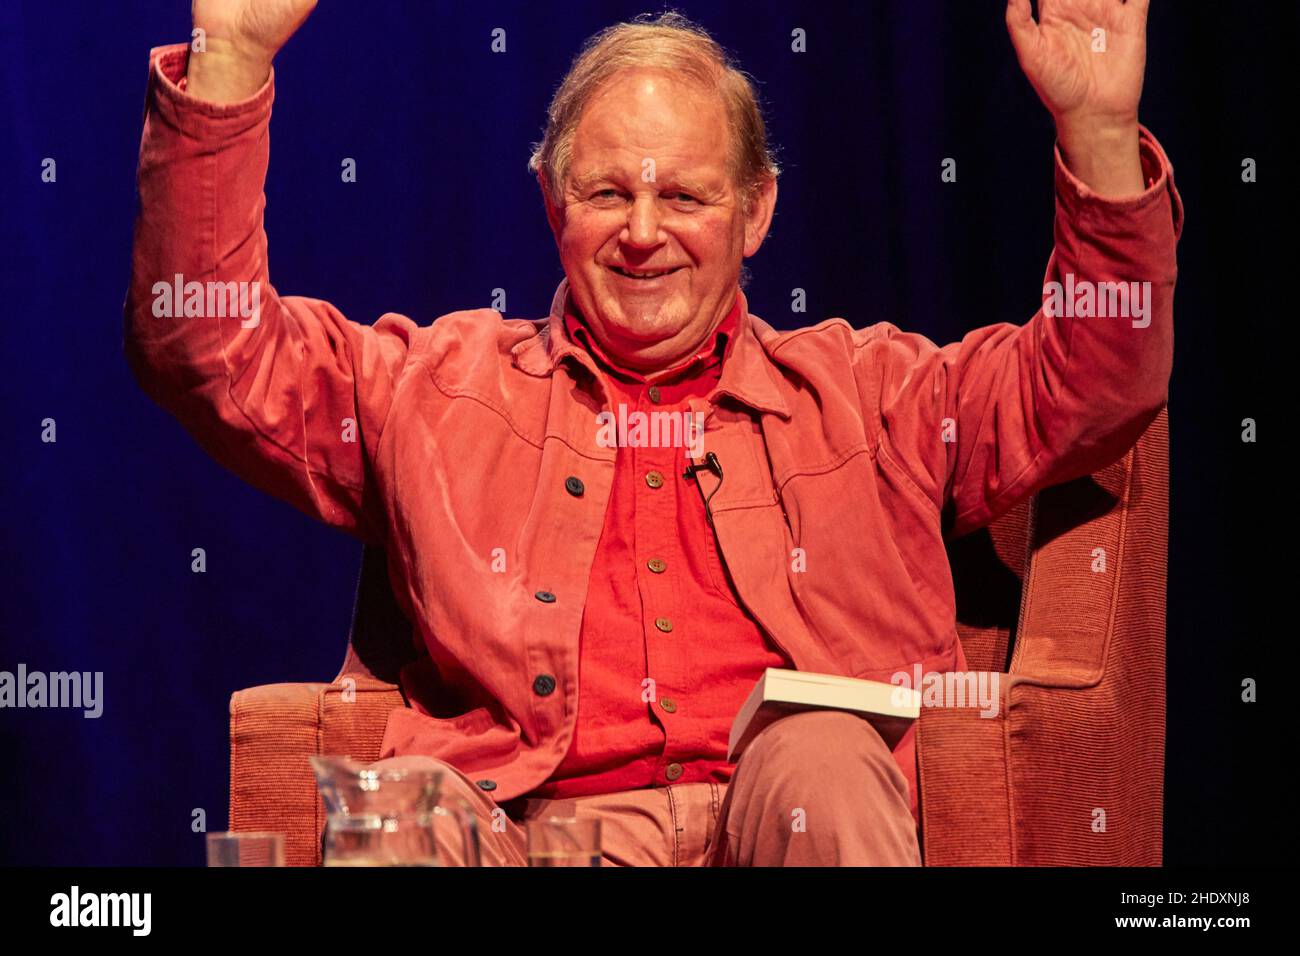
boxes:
[206,831,285,867]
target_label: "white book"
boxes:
[727,668,921,762]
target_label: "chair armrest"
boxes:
[918,658,1163,866]
[229,680,405,866]
[921,411,1167,866]
[917,674,1012,865]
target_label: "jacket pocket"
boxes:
[416,705,497,736]
[398,655,497,734]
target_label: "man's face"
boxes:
[544,69,776,372]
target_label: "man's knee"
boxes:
[739,709,908,800]
[744,709,891,763]
[728,710,919,866]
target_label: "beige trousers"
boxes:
[377,709,921,867]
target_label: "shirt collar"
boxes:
[511,277,791,420]
[562,290,740,385]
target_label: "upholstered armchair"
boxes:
[229,409,1168,866]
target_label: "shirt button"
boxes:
[660,697,677,713]
[535,590,556,603]
[477,780,497,792]
[665,763,683,781]
[648,385,662,404]
[564,476,584,497]
[645,471,664,489]
[533,674,557,696]
[647,558,666,573]
[654,617,673,633]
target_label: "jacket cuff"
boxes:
[145,42,274,137]
[1053,124,1184,239]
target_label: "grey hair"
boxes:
[527,10,781,217]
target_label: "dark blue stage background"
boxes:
[0,1,1287,865]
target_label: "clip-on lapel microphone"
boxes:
[683,451,724,527]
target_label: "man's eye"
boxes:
[667,192,698,203]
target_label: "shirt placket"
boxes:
[632,377,688,786]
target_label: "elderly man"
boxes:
[126,1,1179,866]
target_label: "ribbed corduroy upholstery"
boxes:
[920,407,1168,865]
[230,409,1168,867]
[229,681,404,866]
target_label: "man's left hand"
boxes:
[1006,0,1149,196]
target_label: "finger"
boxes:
[1005,0,1040,56]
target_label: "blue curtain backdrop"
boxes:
[0,0,1288,865]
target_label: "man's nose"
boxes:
[622,194,664,248]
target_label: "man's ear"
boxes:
[742,175,778,258]
[539,171,564,246]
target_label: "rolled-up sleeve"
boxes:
[868,125,1182,538]
[123,43,418,543]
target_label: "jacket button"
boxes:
[647,385,662,404]
[533,674,557,696]
[564,476,584,497]
[661,697,677,713]
[647,558,666,573]
[644,471,664,489]
[665,763,683,781]
[477,779,497,792]
[535,590,556,603]
[654,617,673,633]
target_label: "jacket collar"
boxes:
[511,277,792,420]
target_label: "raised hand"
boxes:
[1005,0,1149,195]
[187,0,318,103]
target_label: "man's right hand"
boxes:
[186,0,318,103]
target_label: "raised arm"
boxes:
[124,0,414,542]
[868,0,1180,538]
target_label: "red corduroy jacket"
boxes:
[125,44,1182,810]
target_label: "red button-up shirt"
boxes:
[527,293,793,799]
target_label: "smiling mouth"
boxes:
[608,265,683,280]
